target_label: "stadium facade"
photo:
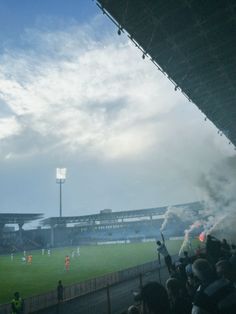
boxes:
[0,201,203,252]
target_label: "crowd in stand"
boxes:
[0,237,41,254]
[123,235,236,314]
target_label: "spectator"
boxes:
[215,259,232,281]
[182,251,191,266]
[185,263,193,277]
[11,292,24,314]
[186,274,199,300]
[229,245,236,283]
[230,245,236,264]
[156,240,172,274]
[166,278,192,314]
[206,235,221,265]
[192,258,236,314]
[171,260,187,285]
[195,245,202,258]
[136,281,170,314]
[221,239,231,259]
[57,280,64,303]
[231,244,236,255]
[128,305,140,314]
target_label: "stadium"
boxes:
[0,201,202,249]
[0,1,236,314]
[0,202,201,302]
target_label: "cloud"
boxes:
[0,17,192,161]
[0,116,22,140]
[0,14,235,218]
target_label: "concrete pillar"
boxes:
[50,225,55,247]
[18,223,24,243]
[0,223,5,240]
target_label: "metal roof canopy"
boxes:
[42,202,202,226]
[97,0,236,146]
[0,213,43,225]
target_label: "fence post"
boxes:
[106,284,111,314]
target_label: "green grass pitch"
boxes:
[0,239,198,304]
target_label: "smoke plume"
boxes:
[174,155,236,254]
[160,205,198,232]
[179,221,202,255]
[198,156,236,241]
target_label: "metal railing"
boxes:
[0,260,163,314]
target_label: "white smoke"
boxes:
[160,206,176,231]
[177,155,236,252]
[197,155,236,241]
[160,205,198,232]
[179,220,202,255]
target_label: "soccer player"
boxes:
[42,248,45,255]
[47,249,51,256]
[65,255,70,271]
[27,255,32,264]
[77,246,80,257]
[71,250,75,258]
[11,253,14,261]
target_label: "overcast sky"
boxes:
[0,0,235,222]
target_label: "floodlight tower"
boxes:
[56,168,67,217]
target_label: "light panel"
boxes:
[56,168,67,180]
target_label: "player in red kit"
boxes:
[65,255,70,271]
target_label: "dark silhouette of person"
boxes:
[127,305,140,314]
[11,292,24,314]
[57,280,64,303]
[182,251,190,266]
[221,238,231,258]
[166,278,192,314]
[192,258,236,314]
[206,235,221,264]
[156,240,172,274]
[137,281,170,314]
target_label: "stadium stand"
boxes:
[0,202,202,252]
[0,213,43,253]
[40,202,203,247]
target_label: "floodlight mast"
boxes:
[56,168,67,217]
